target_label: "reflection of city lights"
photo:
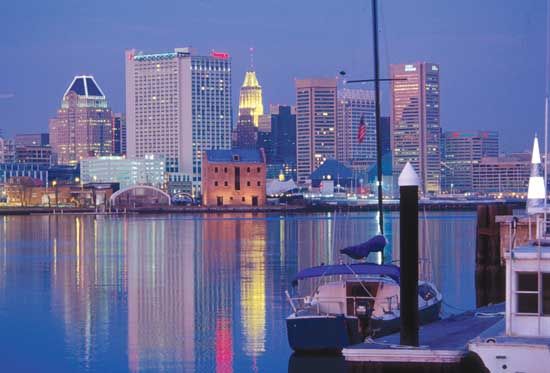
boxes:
[241,234,266,357]
[215,317,233,373]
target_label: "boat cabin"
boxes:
[505,243,550,337]
[312,279,400,318]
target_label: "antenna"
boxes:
[545,0,550,228]
[249,47,255,70]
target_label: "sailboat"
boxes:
[284,0,443,353]
[285,237,442,352]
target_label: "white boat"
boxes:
[286,263,442,352]
[468,220,550,372]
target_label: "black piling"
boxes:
[399,163,419,347]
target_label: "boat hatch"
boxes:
[346,281,379,316]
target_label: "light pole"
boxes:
[52,180,58,207]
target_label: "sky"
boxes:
[0,0,547,152]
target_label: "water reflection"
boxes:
[0,211,477,372]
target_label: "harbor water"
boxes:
[0,211,476,372]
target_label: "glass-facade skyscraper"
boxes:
[49,76,113,165]
[391,63,441,194]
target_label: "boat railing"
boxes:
[286,294,399,317]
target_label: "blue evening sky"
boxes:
[0,0,547,152]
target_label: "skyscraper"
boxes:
[442,130,499,193]
[49,76,113,165]
[391,63,441,194]
[295,78,337,184]
[336,88,376,169]
[112,113,127,156]
[238,67,263,127]
[258,105,297,180]
[125,48,233,195]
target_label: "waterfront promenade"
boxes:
[0,200,522,215]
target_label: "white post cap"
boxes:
[398,162,420,187]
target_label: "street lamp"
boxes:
[52,180,58,207]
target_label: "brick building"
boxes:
[202,149,266,206]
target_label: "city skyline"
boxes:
[0,0,548,153]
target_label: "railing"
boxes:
[285,294,399,317]
[533,214,550,240]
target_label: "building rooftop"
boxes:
[63,76,105,98]
[311,159,353,180]
[206,149,264,163]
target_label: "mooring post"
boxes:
[398,162,420,347]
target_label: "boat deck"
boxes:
[343,303,504,363]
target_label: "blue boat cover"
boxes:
[292,263,400,285]
[340,235,387,259]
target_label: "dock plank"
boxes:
[343,303,504,363]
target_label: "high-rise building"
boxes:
[125,48,232,196]
[336,88,376,168]
[381,116,391,156]
[238,69,263,127]
[258,105,297,180]
[442,130,499,193]
[295,78,337,184]
[390,62,441,194]
[233,108,257,148]
[49,76,113,165]
[112,113,127,156]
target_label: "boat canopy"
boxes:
[291,263,400,286]
[340,235,387,260]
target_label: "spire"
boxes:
[527,134,546,214]
[249,47,255,71]
[532,134,542,164]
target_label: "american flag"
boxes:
[357,115,366,143]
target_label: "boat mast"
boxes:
[545,0,550,229]
[371,0,384,236]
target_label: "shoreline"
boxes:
[0,200,524,216]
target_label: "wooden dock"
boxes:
[343,303,504,368]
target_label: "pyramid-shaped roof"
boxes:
[63,76,105,98]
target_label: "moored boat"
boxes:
[285,262,442,352]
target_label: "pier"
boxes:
[343,303,503,370]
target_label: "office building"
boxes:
[14,133,49,147]
[442,130,499,193]
[0,163,50,186]
[125,48,232,196]
[295,78,337,184]
[238,68,263,127]
[49,76,114,165]
[202,149,266,206]
[0,137,15,163]
[391,62,441,194]
[258,105,297,180]
[472,153,531,195]
[336,88,376,169]
[80,155,165,189]
[13,133,52,165]
[112,113,127,156]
